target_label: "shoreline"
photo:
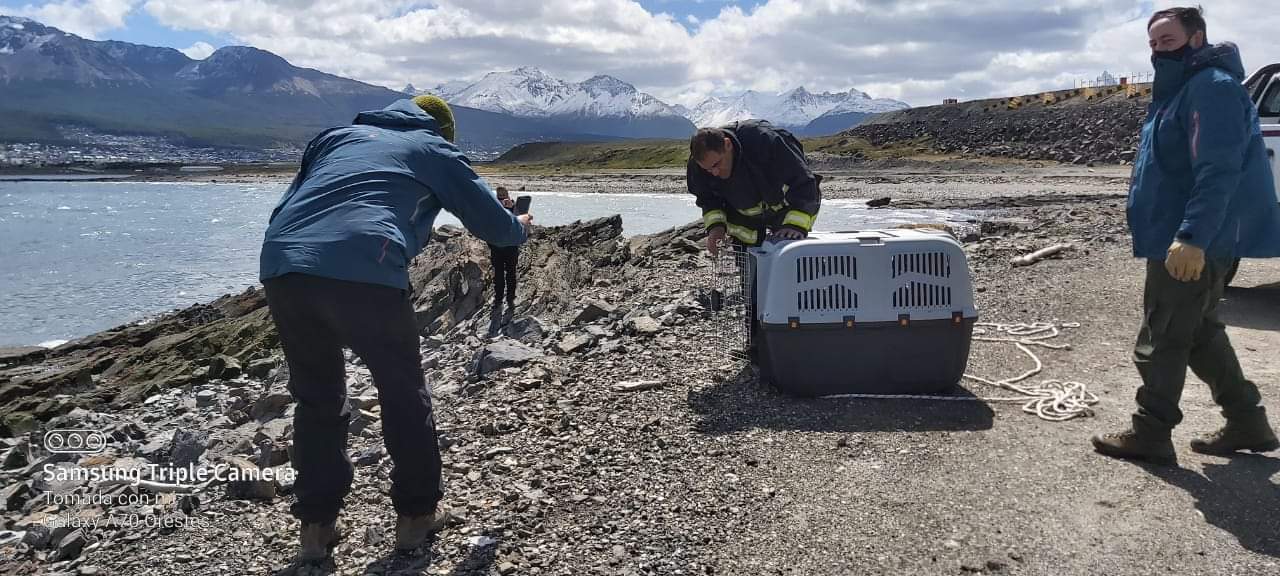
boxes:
[0,156,1132,184]
[1,162,1130,348]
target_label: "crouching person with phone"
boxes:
[259,95,533,564]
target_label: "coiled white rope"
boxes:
[821,322,1100,422]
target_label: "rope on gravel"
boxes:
[820,322,1100,422]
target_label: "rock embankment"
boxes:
[847,99,1147,165]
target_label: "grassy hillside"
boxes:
[804,134,934,158]
[484,133,927,172]
[487,140,690,171]
[0,114,66,144]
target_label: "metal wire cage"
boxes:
[706,246,755,366]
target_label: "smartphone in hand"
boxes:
[515,195,532,215]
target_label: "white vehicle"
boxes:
[1225,63,1280,285]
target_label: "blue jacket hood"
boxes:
[353,99,444,133]
[1188,42,1246,81]
[1126,40,1280,260]
[259,100,527,290]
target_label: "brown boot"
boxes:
[1091,428,1177,464]
[297,519,343,563]
[1190,416,1280,455]
[395,507,451,552]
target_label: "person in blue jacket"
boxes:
[259,95,531,562]
[1092,6,1280,464]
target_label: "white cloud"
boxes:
[0,0,137,39]
[179,40,213,59]
[14,0,1279,107]
[142,0,695,96]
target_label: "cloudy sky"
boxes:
[2,0,1277,107]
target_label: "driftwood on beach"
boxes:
[1011,243,1074,267]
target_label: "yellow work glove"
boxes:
[1165,240,1205,282]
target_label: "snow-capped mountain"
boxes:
[411,67,907,137]
[410,67,695,139]
[689,87,908,130]
[797,90,914,135]
[424,79,473,101]
[419,67,687,120]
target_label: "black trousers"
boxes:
[489,244,519,305]
[263,273,442,524]
[1132,259,1265,436]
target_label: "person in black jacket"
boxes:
[687,120,822,256]
[488,186,521,330]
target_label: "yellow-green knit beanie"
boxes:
[412,94,456,142]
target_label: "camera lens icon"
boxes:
[44,430,107,454]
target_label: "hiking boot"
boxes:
[487,303,504,336]
[1091,428,1177,464]
[395,507,451,552]
[297,519,343,563]
[1190,417,1280,455]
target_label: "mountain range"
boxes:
[414,68,909,136]
[686,87,908,136]
[0,15,907,158]
[0,16,641,157]
[409,67,693,140]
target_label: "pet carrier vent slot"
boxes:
[891,252,952,279]
[892,282,953,309]
[797,255,857,283]
[797,285,859,311]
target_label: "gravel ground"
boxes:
[2,164,1277,576]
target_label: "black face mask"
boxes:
[1151,42,1194,100]
[1153,43,1191,62]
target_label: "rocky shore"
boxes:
[2,167,1278,576]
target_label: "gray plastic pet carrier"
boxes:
[748,229,978,396]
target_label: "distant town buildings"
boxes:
[0,125,303,167]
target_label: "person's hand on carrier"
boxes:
[771,228,805,241]
[517,213,533,233]
[706,226,726,257]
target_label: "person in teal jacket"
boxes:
[1092,6,1280,465]
[259,95,532,563]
